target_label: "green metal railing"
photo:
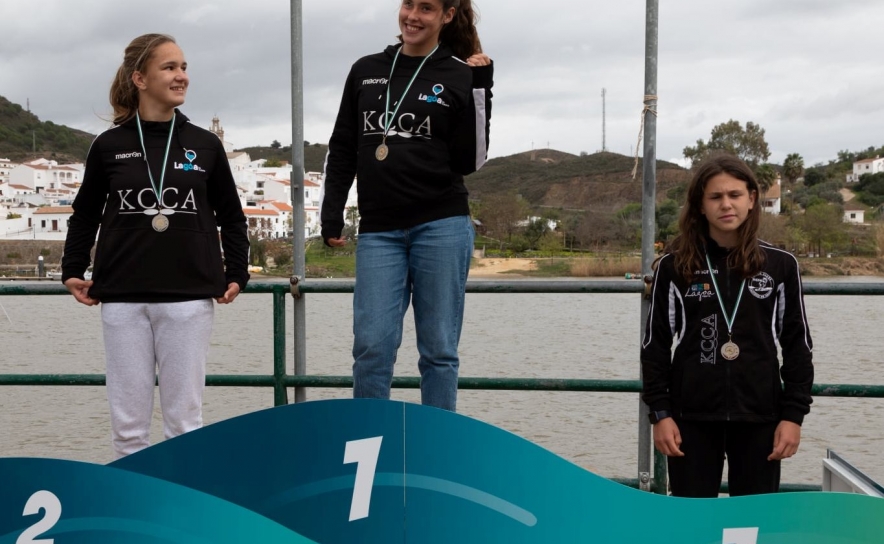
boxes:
[3,279,884,494]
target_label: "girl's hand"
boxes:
[652,418,684,457]
[326,237,348,247]
[64,277,99,306]
[216,282,241,304]
[466,53,491,67]
[768,420,801,460]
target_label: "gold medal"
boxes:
[375,143,389,161]
[152,214,169,232]
[721,340,740,361]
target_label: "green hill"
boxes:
[234,142,329,173]
[0,95,95,162]
[465,149,690,210]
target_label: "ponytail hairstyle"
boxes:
[439,0,482,61]
[109,33,177,125]
[396,0,482,61]
[666,153,765,282]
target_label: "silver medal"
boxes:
[152,214,170,232]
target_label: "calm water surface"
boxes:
[1,277,883,487]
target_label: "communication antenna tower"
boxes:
[601,88,607,152]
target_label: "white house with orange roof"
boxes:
[10,160,82,193]
[256,200,294,237]
[847,156,884,183]
[32,206,73,239]
[264,177,291,203]
[8,184,37,199]
[243,207,283,239]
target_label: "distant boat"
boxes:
[46,270,91,281]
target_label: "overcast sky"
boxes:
[2,0,882,167]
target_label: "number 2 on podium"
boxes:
[344,436,384,522]
[17,490,61,544]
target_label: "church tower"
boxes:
[210,115,225,143]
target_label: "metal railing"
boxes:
[3,278,884,494]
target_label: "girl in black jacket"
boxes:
[62,34,249,458]
[321,0,492,411]
[641,154,813,496]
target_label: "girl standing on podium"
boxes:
[641,154,813,496]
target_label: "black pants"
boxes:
[667,419,781,497]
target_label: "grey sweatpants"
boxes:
[101,300,214,458]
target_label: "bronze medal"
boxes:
[375,143,389,161]
[721,340,740,361]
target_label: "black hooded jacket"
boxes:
[321,43,493,240]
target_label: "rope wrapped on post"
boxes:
[631,94,658,180]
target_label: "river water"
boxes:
[1,278,883,488]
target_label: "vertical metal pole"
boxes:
[273,287,289,406]
[638,0,660,493]
[290,0,307,403]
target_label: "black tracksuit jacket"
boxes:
[641,239,814,425]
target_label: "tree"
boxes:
[803,169,826,187]
[655,199,680,242]
[755,163,778,195]
[683,119,771,169]
[270,140,281,149]
[782,153,804,186]
[613,202,643,247]
[477,192,530,249]
[799,203,847,256]
[523,217,550,249]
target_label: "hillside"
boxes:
[466,149,690,209]
[0,95,94,162]
[0,95,689,211]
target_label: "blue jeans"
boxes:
[352,215,474,411]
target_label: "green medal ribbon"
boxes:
[135,111,175,212]
[705,253,746,356]
[381,44,439,142]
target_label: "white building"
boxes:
[9,161,82,193]
[227,151,252,171]
[258,201,294,237]
[244,208,283,239]
[761,177,782,215]
[0,158,17,183]
[846,156,884,183]
[32,206,73,240]
[843,201,868,224]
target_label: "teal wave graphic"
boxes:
[257,472,536,527]
[0,517,215,544]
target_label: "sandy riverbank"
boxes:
[470,258,538,277]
